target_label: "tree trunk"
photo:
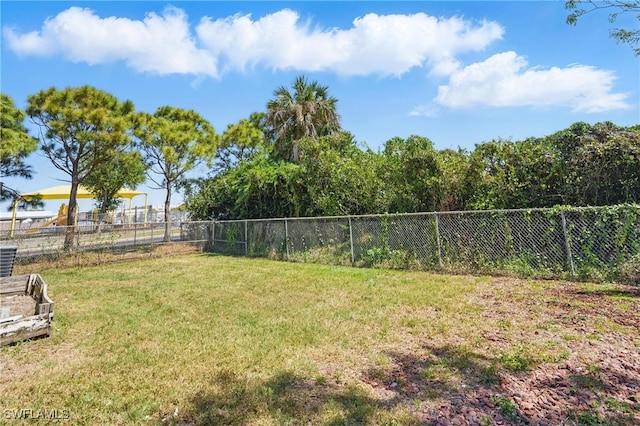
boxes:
[95,192,108,234]
[163,182,172,243]
[96,203,109,234]
[64,181,79,250]
[292,143,301,162]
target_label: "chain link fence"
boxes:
[4,206,638,283]
[1,222,192,261]
[206,206,640,284]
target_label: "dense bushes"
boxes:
[184,121,639,220]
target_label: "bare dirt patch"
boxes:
[361,278,640,425]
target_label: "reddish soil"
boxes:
[364,280,640,425]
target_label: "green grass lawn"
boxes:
[1,254,637,425]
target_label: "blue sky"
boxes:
[1,1,638,211]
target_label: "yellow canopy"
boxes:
[10,185,148,237]
[20,185,145,200]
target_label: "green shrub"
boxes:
[618,254,640,285]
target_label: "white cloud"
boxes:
[4,7,628,114]
[409,104,440,118]
[3,7,503,78]
[196,10,504,76]
[434,51,630,112]
[3,6,218,77]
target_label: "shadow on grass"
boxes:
[363,343,530,424]
[182,342,639,425]
[363,343,496,396]
[183,344,517,425]
[186,369,419,425]
[573,287,640,299]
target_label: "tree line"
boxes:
[182,77,640,220]
[2,77,639,247]
[184,118,640,220]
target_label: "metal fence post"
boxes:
[244,220,248,256]
[134,206,138,248]
[74,223,80,251]
[211,220,216,253]
[348,216,355,265]
[284,218,289,260]
[434,212,443,268]
[560,211,576,276]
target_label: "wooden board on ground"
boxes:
[0,274,54,346]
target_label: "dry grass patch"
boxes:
[12,243,201,274]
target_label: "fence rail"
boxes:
[206,206,640,284]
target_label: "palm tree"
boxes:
[266,76,341,162]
